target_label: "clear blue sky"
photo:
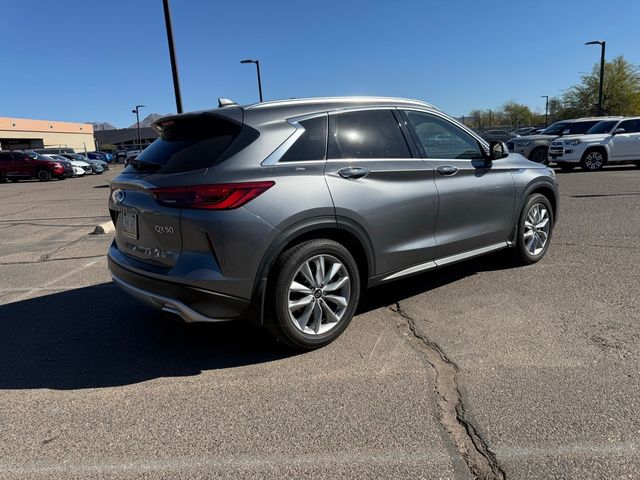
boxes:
[1,0,638,127]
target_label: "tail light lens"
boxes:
[150,181,275,210]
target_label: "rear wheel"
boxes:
[512,193,554,265]
[37,169,52,182]
[581,149,606,171]
[529,147,549,165]
[267,239,361,350]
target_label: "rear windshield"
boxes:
[129,115,242,174]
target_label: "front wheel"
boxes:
[512,193,554,265]
[530,147,549,165]
[581,149,606,171]
[37,169,52,182]
[268,239,361,350]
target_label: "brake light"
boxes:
[150,181,275,210]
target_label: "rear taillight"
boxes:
[150,182,275,210]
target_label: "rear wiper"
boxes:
[130,159,162,172]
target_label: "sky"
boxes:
[1,0,639,128]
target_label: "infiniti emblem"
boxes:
[112,189,125,204]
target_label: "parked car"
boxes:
[0,150,71,181]
[549,117,640,171]
[481,129,512,142]
[47,154,91,176]
[506,117,611,164]
[511,127,540,137]
[87,151,113,163]
[62,153,106,173]
[107,96,558,349]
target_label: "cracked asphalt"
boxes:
[1,165,639,479]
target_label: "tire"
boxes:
[512,193,554,265]
[267,239,361,350]
[37,169,52,182]
[557,163,575,172]
[581,148,606,171]
[529,147,549,165]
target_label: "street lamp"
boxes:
[132,105,145,151]
[240,59,263,102]
[541,95,549,126]
[585,40,606,115]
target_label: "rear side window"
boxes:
[569,121,599,134]
[328,110,411,159]
[280,115,327,162]
[132,115,242,174]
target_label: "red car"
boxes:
[0,151,72,182]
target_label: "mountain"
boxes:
[128,113,168,129]
[90,121,117,131]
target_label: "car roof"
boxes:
[562,116,624,123]
[156,96,440,127]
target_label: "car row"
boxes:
[507,116,640,170]
[0,149,107,182]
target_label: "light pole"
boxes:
[585,40,606,115]
[162,0,183,113]
[240,59,263,102]
[132,105,144,151]
[541,95,549,126]
[488,109,492,127]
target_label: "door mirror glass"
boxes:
[490,141,508,160]
[613,128,626,135]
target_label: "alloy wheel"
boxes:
[523,203,550,256]
[584,151,604,170]
[287,254,351,335]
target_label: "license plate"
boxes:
[120,212,138,239]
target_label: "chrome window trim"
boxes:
[261,112,328,166]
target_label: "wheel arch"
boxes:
[510,181,559,243]
[247,217,374,326]
[582,144,609,162]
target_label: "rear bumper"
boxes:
[108,252,249,323]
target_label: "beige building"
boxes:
[0,117,95,151]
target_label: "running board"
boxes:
[381,242,509,282]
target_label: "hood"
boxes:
[68,160,91,167]
[508,134,557,142]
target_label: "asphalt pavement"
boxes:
[0,165,639,479]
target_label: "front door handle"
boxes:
[338,166,370,179]
[437,165,459,176]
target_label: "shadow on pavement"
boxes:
[0,283,293,390]
[0,252,517,391]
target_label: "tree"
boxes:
[561,56,640,116]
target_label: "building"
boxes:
[94,127,159,151]
[0,117,95,151]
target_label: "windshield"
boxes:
[586,120,618,134]
[540,122,570,135]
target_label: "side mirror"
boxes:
[613,128,626,135]
[489,141,509,160]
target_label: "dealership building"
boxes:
[0,117,95,151]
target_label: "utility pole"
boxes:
[132,105,144,151]
[585,40,606,115]
[163,0,183,113]
[541,95,549,126]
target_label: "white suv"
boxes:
[549,117,640,171]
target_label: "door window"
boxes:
[328,110,411,159]
[618,119,640,133]
[404,111,483,159]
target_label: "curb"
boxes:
[92,220,115,235]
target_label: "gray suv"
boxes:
[507,118,605,164]
[108,97,558,349]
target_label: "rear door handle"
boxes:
[338,166,370,179]
[437,165,459,176]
